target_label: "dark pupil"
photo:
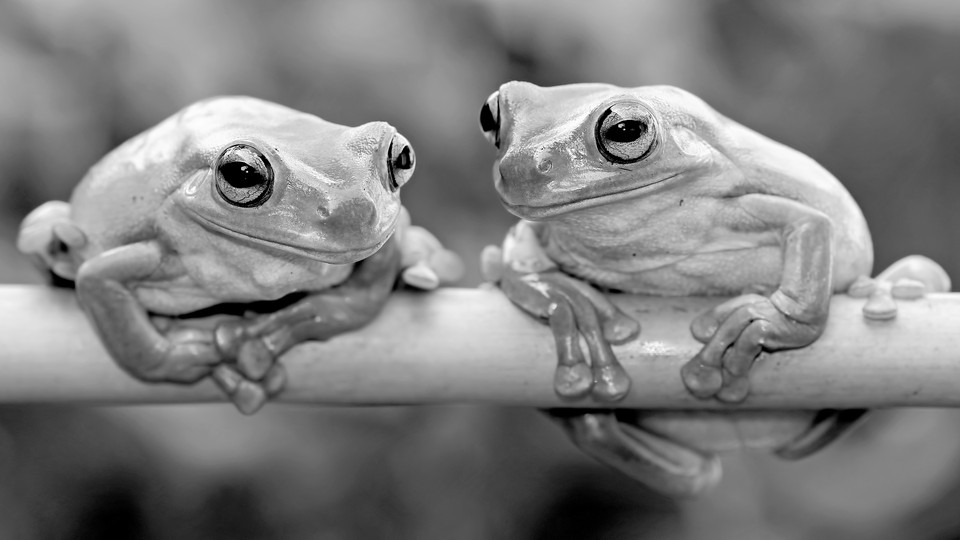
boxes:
[479,103,498,133]
[606,120,645,143]
[220,161,264,188]
[394,146,413,170]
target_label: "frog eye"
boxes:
[479,91,500,149]
[215,144,274,208]
[596,103,657,164]
[387,134,415,192]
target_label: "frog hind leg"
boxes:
[549,410,722,497]
[776,255,950,460]
[213,236,404,414]
[773,409,869,460]
[16,201,87,284]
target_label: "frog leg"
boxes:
[212,236,403,414]
[549,410,722,497]
[681,194,833,403]
[500,267,632,400]
[774,255,951,458]
[75,241,222,384]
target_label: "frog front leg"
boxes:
[212,236,412,414]
[489,222,639,399]
[681,194,834,403]
[75,241,223,384]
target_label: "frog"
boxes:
[17,96,463,415]
[477,81,950,496]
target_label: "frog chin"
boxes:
[500,172,681,221]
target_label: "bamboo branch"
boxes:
[1,285,959,409]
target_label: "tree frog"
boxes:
[478,82,949,496]
[18,96,462,414]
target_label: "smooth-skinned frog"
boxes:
[18,96,462,414]
[478,82,949,495]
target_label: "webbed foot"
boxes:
[396,207,465,289]
[849,255,951,320]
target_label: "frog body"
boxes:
[19,96,462,413]
[479,82,943,495]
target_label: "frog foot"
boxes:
[496,265,639,401]
[397,214,465,289]
[549,410,722,497]
[212,320,287,415]
[680,293,823,403]
[16,200,86,281]
[848,255,952,321]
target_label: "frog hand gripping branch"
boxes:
[17,96,463,414]
[478,82,950,496]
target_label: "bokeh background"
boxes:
[2,1,960,538]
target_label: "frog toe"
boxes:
[684,296,818,401]
[774,409,869,460]
[401,262,440,290]
[552,410,722,497]
[212,364,270,415]
[236,338,275,381]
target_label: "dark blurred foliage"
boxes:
[2,1,960,538]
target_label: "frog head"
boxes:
[479,81,730,221]
[170,96,413,267]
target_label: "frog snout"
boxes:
[316,196,380,240]
[499,147,558,183]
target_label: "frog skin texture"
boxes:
[478,81,950,496]
[18,96,462,415]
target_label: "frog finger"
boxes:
[428,249,465,284]
[212,364,268,415]
[722,319,771,378]
[537,272,640,344]
[236,338,274,381]
[690,294,767,343]
[548,300,592,399]
[263,364,287,396]
[480,245,504,283]
[543,280,630,401]
[401,262,440,290]
[681,305,759,399]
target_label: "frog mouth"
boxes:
[498,170,681,220]
[186,211,392,264]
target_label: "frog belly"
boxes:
[564,246,783,296]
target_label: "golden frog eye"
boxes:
[596,102,657,164]
[479,91,500,149]
[387,133,415,192]
[215,144,274,208]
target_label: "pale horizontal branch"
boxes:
[1,285,959,410]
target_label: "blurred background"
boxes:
[2,0,960,538]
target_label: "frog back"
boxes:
[69,111,193,261]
